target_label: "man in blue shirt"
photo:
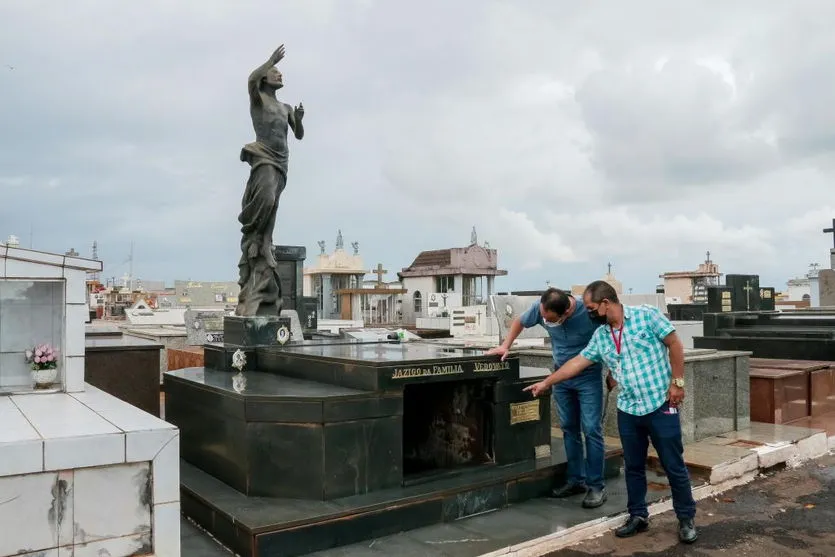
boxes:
[486,288,607,508]
[524,281,697,545]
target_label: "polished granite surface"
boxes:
[85,334,164,351]
[179,437,622,529]
[286,471,671,557]
[181,466,673,557]
[167,367,371,398]
[270,342,493,364]
[750,358,833,371]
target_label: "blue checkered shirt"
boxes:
[580,304,676,416]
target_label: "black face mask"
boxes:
[587,309,607,325]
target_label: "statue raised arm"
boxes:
[235,44,307,317]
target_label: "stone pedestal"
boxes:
[518,348,750,444]
[224,315,293,347]
[85,332,163,416]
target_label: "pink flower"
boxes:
[47,354,54,362]
[35,349,43,358]
[34,356,41,363]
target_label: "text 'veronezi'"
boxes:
[473,361,511,372]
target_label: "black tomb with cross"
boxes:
[725,274,761,312]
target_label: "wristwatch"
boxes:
[672,377,685,388]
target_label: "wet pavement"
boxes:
[548,453,835,557]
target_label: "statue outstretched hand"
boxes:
[295,102,304,120]
[270,45,285,65]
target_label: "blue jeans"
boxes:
[554,370,605,490]
[617,402,696,520]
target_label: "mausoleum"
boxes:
[0,246,180,556]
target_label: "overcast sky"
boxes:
[1,1,834,293]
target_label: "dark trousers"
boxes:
[617,402,696,520]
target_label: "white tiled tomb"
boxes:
[0,247,180,557]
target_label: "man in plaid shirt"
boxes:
[525,280,697,545]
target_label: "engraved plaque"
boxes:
[509,400,540,425]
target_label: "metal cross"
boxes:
[743,281,753,311]
[823,218,835,249]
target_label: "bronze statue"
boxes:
[236,44,305,316]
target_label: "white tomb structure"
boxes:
[0,246,179,556]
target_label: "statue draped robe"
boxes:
[236,141,288,316]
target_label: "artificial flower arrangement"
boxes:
[25,343,59,388]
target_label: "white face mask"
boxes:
[543,320,559,328]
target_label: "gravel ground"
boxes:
[547,452,835,557]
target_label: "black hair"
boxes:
[584,280,619,304]
[540,287,572,315]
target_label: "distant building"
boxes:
[659,252,721,304]
[303,230,369,320]
[571,263,624,297]
[398,227,507,322]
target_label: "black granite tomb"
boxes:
[164,338,622,556]
[726,274,761,311]
[666,303,707,321]
[274,245,305,315]
[694,309,835,360]
[707,286,734,313]
[760,287,776,311]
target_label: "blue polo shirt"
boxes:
[519,297,603,376]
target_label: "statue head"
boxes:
[263,67,284,91]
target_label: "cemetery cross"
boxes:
[823,218,835,249]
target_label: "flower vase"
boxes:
[32,366,58,389]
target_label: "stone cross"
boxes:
[371,263,388,286]
[823,218,835,249]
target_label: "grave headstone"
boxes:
[490,294,547,343]
[818,269,835,306]
[760,287,776,311]
[726,274,761,311]
[301,295,318,331]
[707,286,734,313]
[274,245,305,315]
[279,309,305,342]
[185,308,229,345]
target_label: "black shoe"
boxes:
[615,515,649,538]
[582,487,608,509]
[551,483,587,498]
[678,518,697,544]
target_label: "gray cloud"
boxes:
[1,0,834,294]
